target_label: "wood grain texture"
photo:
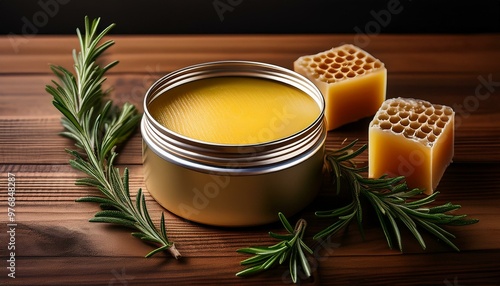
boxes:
[0,34,499,285]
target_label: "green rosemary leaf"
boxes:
[159,212,167,239]
[94,210,136,222]
[89,216,137,229]
[101,60,119,74]
[135,187,142,217]
[269,231,294,240]
[136,235,162,245]
[357,177,395,191]
[239,253,274,266]
[445,218,480,226]
[426,202,461,214]
[352,180,365,240]
[392,205,426,250]
[109,169,125,202]
[75,177,102,188]
[122,168,131,198]
[289,247,298,283]
[364,191,387,215]
[299,239,313,255]
[69,158,100,181]
[386,209,404,251]
[262,252,282,269]
[235,265,265,277]
[336,143,366,162]
[370,197,395,249]
[238,246,287,255]
[145,245,170,258]
[279,248,290,264]
[403,191,439,207]
[297,242,311,278]
[390,203,417,229]
[396,187,424,199]
[98,203,118,211]
[279,212,294,233]
[327,156,341,194]
[60,131,81,144]
[131,232,147,239]
[52,101,82,133]
[140,190,156,230]
[76,196,116,206]
[315,200,356,217]
[312,215,352,240]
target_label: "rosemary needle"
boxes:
[236,212,313,284]
[46,16,180,259]
[314,139,478,252]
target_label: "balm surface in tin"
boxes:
[141,61,326,226]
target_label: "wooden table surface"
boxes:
[1,34,499,285]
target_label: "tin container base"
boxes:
[143,143,324,227]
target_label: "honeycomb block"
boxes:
[368,98,455,194]
[294,44,387,130]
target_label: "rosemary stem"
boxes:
[47,16,179,259]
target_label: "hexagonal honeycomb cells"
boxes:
[368,97,455,194]
[294,44,387,130]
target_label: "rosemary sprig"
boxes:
[236,213,313,283]
[46,16,180,259]
[314,139,478,252]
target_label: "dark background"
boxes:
[0,0,499,35]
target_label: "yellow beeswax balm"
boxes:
[294,44,387,130]
[148,76,321,145]
[368,98,455,194]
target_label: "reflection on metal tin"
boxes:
[141,61,326,226]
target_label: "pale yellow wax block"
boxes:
[368,98,455,194]
[294,44,387,130]
[148,76,320,145]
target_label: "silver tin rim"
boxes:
[142,60,326,174]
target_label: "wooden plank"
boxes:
[2,251,499,285]
[1,34,500,75]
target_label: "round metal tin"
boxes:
[142,61,326,226]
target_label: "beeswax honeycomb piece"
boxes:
[294,44,387,130]
[368,98,455,194]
